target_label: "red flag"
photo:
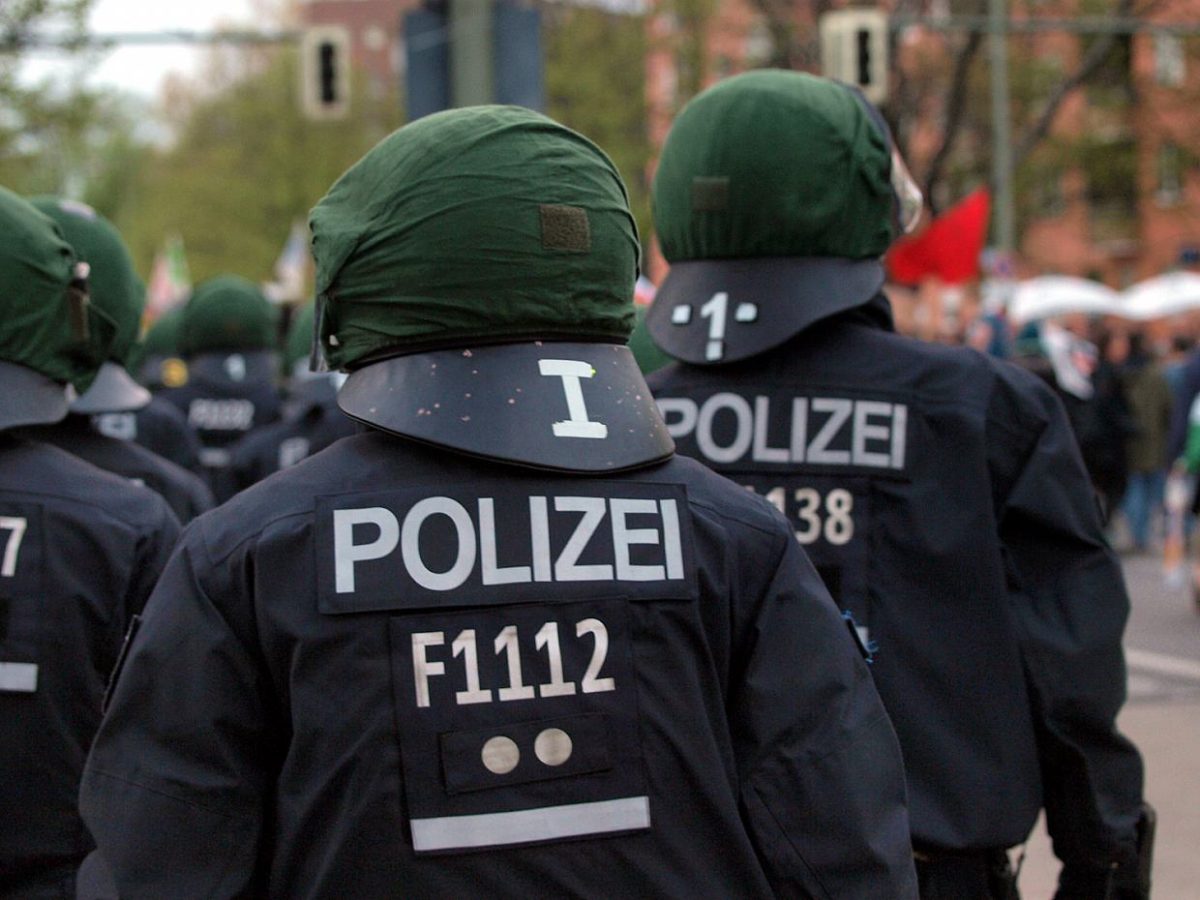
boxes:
[886,188,990,285]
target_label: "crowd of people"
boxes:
[892,288,1200,580]
[2,70,1153,899]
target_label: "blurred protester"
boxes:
[0,186,179,896]
[19,198,214,524]
[1119,331,1174,552]
[156,275,282,492]
[220,302,357,499]
[1087,327,1139,521]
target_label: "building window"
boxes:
[1158,143,1183,206]
[1155,33,1185,87]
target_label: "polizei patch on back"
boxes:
[315,481,697,614]
[656,387,913,478]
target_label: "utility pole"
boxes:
[450,0,494,107]
[988,0,1015,255]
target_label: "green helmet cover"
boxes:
[136,305,184,358]
[30,197,145,366]
[309,105,640,370]
[179,275,278,356]
[652,70,895,263]
[629,304,673,375]
[0,186,116,393]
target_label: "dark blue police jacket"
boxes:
[0,435,179,895]
[648,299,1145,865]
[93,394,206,476]
[219,377,358,502]
[21,414,215,524]
[156,352,282,485]
[80,430,917,898]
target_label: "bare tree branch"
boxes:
[1012,0,1138,166]
[921,27,985,213]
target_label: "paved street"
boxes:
[1015,554,1200,898]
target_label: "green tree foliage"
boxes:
[107,49,402,285]
[0,0,100,194]
[544,6,653,258]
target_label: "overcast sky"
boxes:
[20,0,259,97]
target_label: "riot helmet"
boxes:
[309,105,673,472]
[30,197,151,414]
[178,274,279,384]
[647,70,923,365]
[0,187,116,430]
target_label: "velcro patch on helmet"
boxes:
[540,204,591,253]
[691,177,729,212]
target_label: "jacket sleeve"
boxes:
[80,531,280,899]
[727,523,918,899]
[991,370,1144,873]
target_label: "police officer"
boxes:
[644,71,1149,898]
[19,198,215,524]
[0,187,180,896]
[222,301,358,496]
[80,106,918,898]
[101,302,205,477]
[156,275,283,497]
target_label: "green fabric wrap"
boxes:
[653,70,895,263]
[629,305,673,375]
[179,275,278,355]
[285,302,315,374]
[30,197,145,366]
[309,105,640,370]
[0,186,116,392]
[128,305,183,373]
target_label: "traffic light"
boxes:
[819,10,889,105]
[300,26,351,120]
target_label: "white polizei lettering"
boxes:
[529,496,552,582]
[478,499,532,585]
[610,498,665,581]
[660,500,684,580]
[412,632,445,708]
[752,396,789,463]
[696,392,753,464]
[807,398,852,464]
[452,630,493,705]
[790,398,808,462]
[553,497,613,581]
[401,497,477,592]
[538,359,607,439]
[891,404,908,470]
[188,398,255,431]
[852,401,893,468]
[495,625,536,701]
[333,508,400,593]
[656,397,698,439]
